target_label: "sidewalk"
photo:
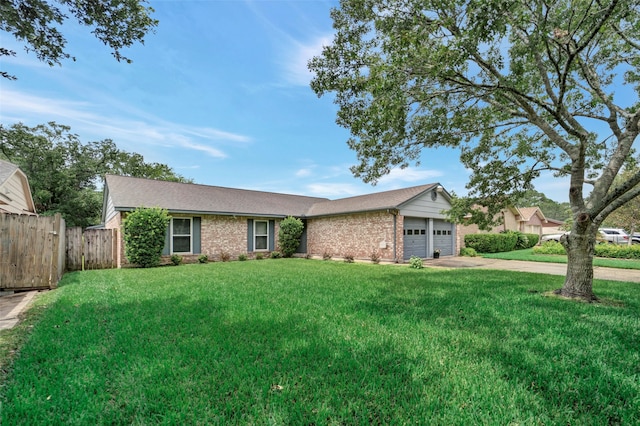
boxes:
[0,290,39,331]
[425,257,640,283]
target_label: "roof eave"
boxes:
[113,206,289,219]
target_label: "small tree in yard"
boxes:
[123,207,170,268]
[278,216,304,258]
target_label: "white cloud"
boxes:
[377,167,444,186]
[295,168,313,177]
[0,88,250,159]
[282,35,333,86]
[306,183,362,198]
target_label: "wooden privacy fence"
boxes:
[66,227,117,271]
[0,214,65,290]
[0,214,117,290]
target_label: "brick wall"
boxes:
[307,211,400,261]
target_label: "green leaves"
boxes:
[0,122,189,227]
[278,216,305,258]
[122,207,170,268]
[309,0,640,215]
[1,0,158,79]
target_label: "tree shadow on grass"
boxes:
[355,268,640,425]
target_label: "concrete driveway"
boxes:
[426,257,640,283]
[0,290,39,331]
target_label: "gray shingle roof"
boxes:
[105,175,439,218]
[105,175,328,217]
[305,184,437,217]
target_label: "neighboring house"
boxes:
[101,175,455,266]
[542,218,566,235]
[0,159,37,216]
[517,207,547,237]
[457,205,548,249]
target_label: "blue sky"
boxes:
[0,0,568,201]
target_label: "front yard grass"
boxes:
[482,248,640,269]
[1,259,639,424]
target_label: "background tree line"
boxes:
[0,122,190,227]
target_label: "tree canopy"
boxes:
[1,0,157,79]
[310,0,640,300]
[0,122,190,227]
[516,189,571,222]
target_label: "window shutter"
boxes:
[247,219,254,251]
[162,224,170,255]
[269,220,275,251]
[193,217,201,254]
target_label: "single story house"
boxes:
[542,218,566,235]
[101,175,455,266]
[0,159,37,216]
[457,205,548,248]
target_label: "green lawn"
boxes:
[1,259,639,425]
[482,248,640,269]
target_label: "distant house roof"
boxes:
[0,159,37,215]
[103,175,443,220]
[518,206,547,223]
[543,218,565,227]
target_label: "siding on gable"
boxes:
[0,173,32,213]
[399,190,451,218]
[104,194,117,224]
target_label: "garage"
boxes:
[403,217,427,259]
[403,217,455,260]
[433,219,454,256]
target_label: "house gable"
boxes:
[0,159,37,215]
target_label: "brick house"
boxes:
[102,175,455,266]
[457,205,548,249]
[0,159,37,216]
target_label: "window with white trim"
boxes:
[254,220,269,251]
[171,218,192,253]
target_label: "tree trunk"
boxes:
[556,228,598,302]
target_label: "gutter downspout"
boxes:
[388,209,399,263]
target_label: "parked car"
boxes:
[541,232,569,242]
[598,228,630,244]
[542,229,637,245]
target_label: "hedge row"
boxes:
[533,241,640,259]
[464,231,539,253]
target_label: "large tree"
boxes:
[1,0,157,79]
[0,122,189,227]
[310,0,640,301]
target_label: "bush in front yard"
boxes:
[502,231,539,249]
[595,244,640,259]
[464,233,518,253]
[460,247,477,257]
[533,241,566,255]
[278,216,304,257]
[123,207,171,268]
